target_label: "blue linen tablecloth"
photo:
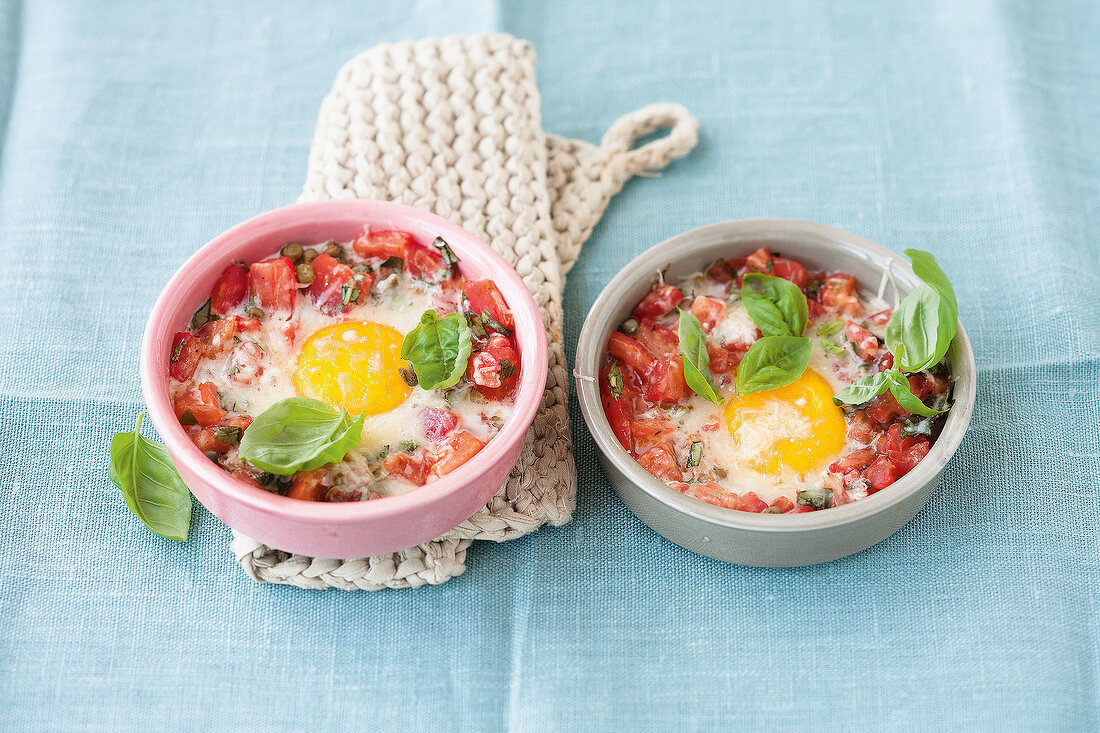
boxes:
[1,1,1097,730]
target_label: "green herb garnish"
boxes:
[108,413,192,540]
[400,310,473,390]
[677,308,721,404]
[237,398,364,476]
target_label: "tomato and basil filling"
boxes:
[167,230,522,502]
[602,246,956,513]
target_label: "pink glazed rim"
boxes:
[140,200,548,557]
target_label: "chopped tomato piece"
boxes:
[464,280,514,330]
[742,247,808,288]
[632,283,684,320]
[875,352,895,372]
[305,253,370,314]
[469,333,519,400]
[705,260,735,283]
[429,430,485,478]
[608,332,655,374]
[679,481,742,510]
[209,262,250,315]
[829,447,876,474]
[601,364,637,452]
[867,308,893,327]
[739,491,769,513]
[352,229,413,260]
[635,444,682,483]
[634,318,679,358]
[196,318,237,358]
[232,316,262,332]
[864,456,899,492]
[629,419,677,453]
[689,296,726,333]
[769,495,796,513]
[845,412,880,444]
[866,392,911,425]
[421,408,459,441]
[187,415,252,454]
[169,332,200,381]
[819,273,861,317]
[407,244,445,280]
[249,256,297,315]
[807,299,827,320]
[845,320,880,362]
[287,468,330,501]
[228,469,263,489]
[643,355,687,405]
[173,382,226,426]
[883,423,931,476]
[384,451,430,486]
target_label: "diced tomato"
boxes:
[429,430,485,478]
[744,247,772,272]
[384,451,430,486]
[876,352,895,372]
[739,491,769,513]
[689,296,726,333]
[705,260,735,283]
[741,247,808,288]
[469,333,520,400]
[228,469,263,489]
[629,419,677,453]
[819,274,861,317]
[790,503,817,513]
[421,408,460,441]
[209,262,250,315]
[829,447,877,474]
[831,488,853,506]
[864,456,899,492]
[845,412,880,444]
[883,423,931,476]
[325,486,364,502]
[706,342,731,375]
[168,332,200,381]
[352,230,413,260]
[287,468,330,501]
[232,316,262,332]
[196,318,237,358]
[635,444,682,483]
[407,244,445,280]
[644,355,687,405]
[464,279,514,330]
[601,364,637,452]
[866,392,911,425]
[632,283,684,320]
[249,257,297,315]
[807,299,827,320]
[305,253,370,314]
[769,495,796,513]
[173,381,226,426]
[907,373,947,401]
[187,415,252,455]
[679,481,741,510]
[845,320,881,362]
[634,318,679,357]
[867,308,893,327]
[608,332,655,374]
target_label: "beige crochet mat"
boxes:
[230,34,698,590]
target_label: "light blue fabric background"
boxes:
[1,1,1097,730]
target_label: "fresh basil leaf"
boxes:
[677,308,722,404]
[816,319,844,337]
[735,336,812,395]
[885,284,942,372]
[832,371,892,406]
[687,440,704,468]
[821,339,846,356]
[190,298,218,330]
[401,309,473,390]
[237,397,365,476]
[211,425,242,447]
[905,249,957,315]
[740,273,808,337]
[381,256,403,273]
[108,413,192,541]
[885,370,948,417]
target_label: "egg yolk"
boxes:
[294,322,411,416]
[724,369,846,476]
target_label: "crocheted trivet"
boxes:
[230,34,698,590]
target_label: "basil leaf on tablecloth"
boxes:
[108,413,192,541]
[237,397,364,476]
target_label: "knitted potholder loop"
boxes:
[234,34,698,589]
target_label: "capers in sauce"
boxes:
[296,263,315,284]
[301,248,319,263]
[280,242,304,262]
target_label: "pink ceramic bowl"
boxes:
[141,200,548,558]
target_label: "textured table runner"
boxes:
[230,34,698,589]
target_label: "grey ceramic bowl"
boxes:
[575,219,976,567]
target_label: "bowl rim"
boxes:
[140,199,548,525]
[575,218,976,532]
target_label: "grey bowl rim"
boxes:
[574,218,977,534]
